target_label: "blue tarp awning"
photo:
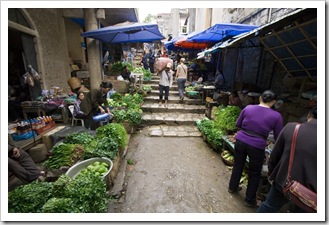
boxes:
[186,23,259,43]
[81,22,165,44]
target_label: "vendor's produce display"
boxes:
[213,105,241,134]
[110,61,133,73]
[9,173,109,213]
[96,123,128,150]
[66,158,113,180]
[8,181,54,213]
[142,85,152,93]
[221,150,235,166]
[85,137,118,160]
[109,93,143,126]
[44,143,84,169]
[133,67,152,81]
[77,161,109,178]
[196,118,224,151]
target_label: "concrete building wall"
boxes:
[195,8,212,31]
[64,18,84,65]
[26,8,71,90]
[188,8,196,33]
[211,8,224,25]
[221,8,298,25]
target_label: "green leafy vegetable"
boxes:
[9,181,54,213]
[214,105,241,133]
[64,132,94,146]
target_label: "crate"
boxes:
[35,121,56,135]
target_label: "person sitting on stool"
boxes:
[8,135,43,184]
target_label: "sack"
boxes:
[156,57,173,72]
[283,180,317,213]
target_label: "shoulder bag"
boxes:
[283,124,317,213]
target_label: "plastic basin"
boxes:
[66,157,113,179]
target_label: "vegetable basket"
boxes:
[220,151,235,166]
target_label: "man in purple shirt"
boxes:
[228,90,283,208]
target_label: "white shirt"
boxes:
[159,69,173,87]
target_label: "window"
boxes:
[9,9,31,28]
[181,25,187,34]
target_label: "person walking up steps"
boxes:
[175,58,188,103]
[158,63,173,108]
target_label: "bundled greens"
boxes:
[196,118,224,150]
[44,143,84,169]
[84,137,119,160]
[63,132,94,146]
[96,123,128,149]
[214,105,241,133]
[9,173,109,213]
[110,61,133,72]
[9,181,54,213]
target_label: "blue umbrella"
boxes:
[186,23,259,43]
[81,22,165,44]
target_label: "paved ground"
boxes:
[108,126,256,215]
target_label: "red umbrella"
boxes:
[174,37,210,49]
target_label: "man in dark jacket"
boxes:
[89,81,113,129]
[256,106,317,213]
[8,135,42,184]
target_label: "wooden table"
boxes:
[21,103,69,124]
[22,105,46,120]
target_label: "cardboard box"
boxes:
[35,121,56,135]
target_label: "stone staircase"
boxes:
[139,75,205,137]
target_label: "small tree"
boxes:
[144,14,156,23]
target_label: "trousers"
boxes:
[176,78,186,98]
[159,85,170,101]
[228,139,264,205]
[9,149,40,183]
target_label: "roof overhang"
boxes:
[216,8,317,79]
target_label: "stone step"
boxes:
[147,90,180,96]
[141,112,205,126]
[146,84,179,91]
[144,125,202,137]
[143,95,203,105]
[141,102,205,113]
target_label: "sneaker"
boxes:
[228,186,242,193]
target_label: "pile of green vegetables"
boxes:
[132,67,152,81]
[213,105,241,133]
[142,85,152,92]
[9,173,109,213]
[108,93,144,126]
[110,61,133,72]
[44,143,84,169]
[196,118,224,150]
[44,123,128,170]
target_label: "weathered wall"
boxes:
[221,8,298,25]
[195,8,212,31]
[64,18,84,65]
[26,8,71,91]
[211,8,224,25]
